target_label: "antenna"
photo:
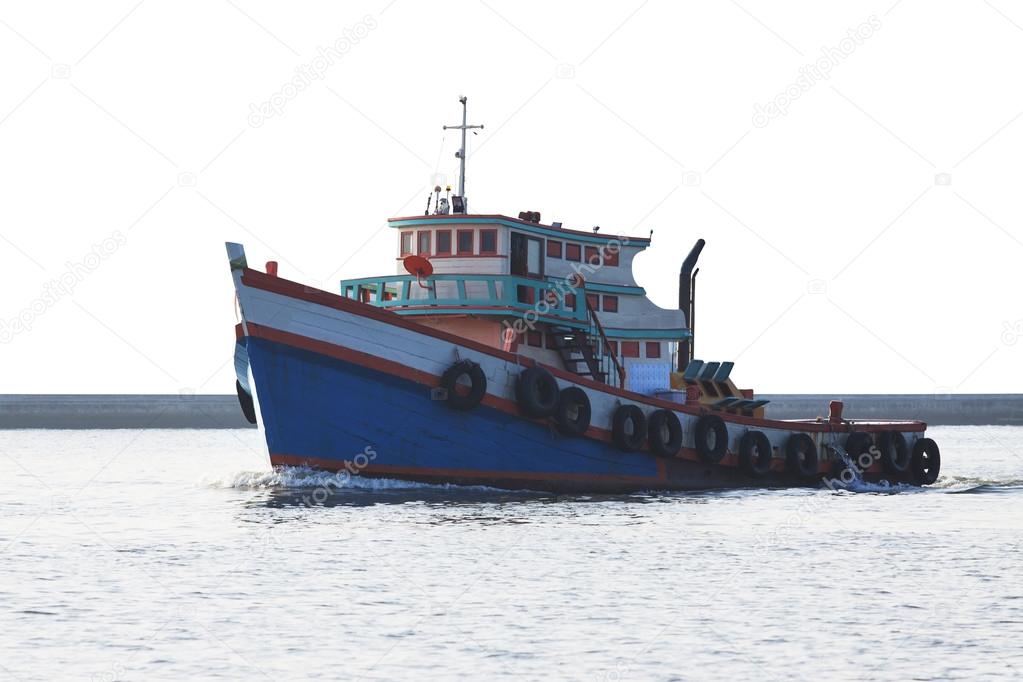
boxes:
[442,96,483,213]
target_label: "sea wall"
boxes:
[0,394,1020,429]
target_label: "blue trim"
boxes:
[586,282,646,295]
[388,217,650,247]
[604,328,690,340]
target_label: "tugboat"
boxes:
[226,97,941,493]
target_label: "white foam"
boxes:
[206,466,501,492]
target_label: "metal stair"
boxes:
[548,327,607,383]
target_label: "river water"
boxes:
[1,426,1021,680]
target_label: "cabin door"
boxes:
[511,233,544,278]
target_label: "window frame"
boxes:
[585,245,600,266]
[565,243,581,262]
[400,231,413,256]
[418,230,431,256]
[621,341,640,358]
[645,341,662,359]
[547,240,563,259]
[479,229,498,255]
[456,229,475,255]
[436,229,452,255]
[602,246,619,267]
[602,295,618,313]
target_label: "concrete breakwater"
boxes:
[0,394,1020,429]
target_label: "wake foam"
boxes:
[207,466,499,492]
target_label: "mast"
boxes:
[443,96,483,213]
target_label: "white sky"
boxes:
[1,0,1021,394]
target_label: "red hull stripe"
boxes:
[241,269,926,435]
[269,453,666,485]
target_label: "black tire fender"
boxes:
[911,437,941,485]
[515,366,559,418]
[612,404,647,452]
[785,433,819,478]
[440,360,488,411]
[648,409,683,457]
[739,430,773,477]
[556,386,591,437]
[694,415,728,463]
[879,431,910,474]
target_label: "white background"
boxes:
[0,0,1020,394]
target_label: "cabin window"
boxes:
[603,245,619,267]
[457,229,474,254]
[511,233,544,278]
[516,285,535,304]
[646,342,662,358]
[436,230,452,254]
[602,295,618,313]
[621,341,640,358]
[565,243,581,261]
[605,340,618,356]
[585,293,599,310]
[400,231,413,256]
[480,229,498,255]
[527,330,543,347]
[564,293,576,311]
[418,231,431,255]
[547,240,563,258]
[585,246,600,266]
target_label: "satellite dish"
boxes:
[403,254,434,288]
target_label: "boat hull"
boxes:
[228,248,928,493]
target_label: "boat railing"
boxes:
[584,296,626,389]
[339,273,590,326]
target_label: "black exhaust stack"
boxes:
[677,239,705,373]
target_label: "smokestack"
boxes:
[677,239,705,373]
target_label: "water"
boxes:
[2,426,1022,681]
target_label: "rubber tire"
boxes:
[515,366,559,418]
[612,405,647,452]
[911,437,941,485]
[648,409,683,457]
[785,433,819,479]
[236,380,257,425]
[556,387,591,437]
[845,431,873,459]
[440,360,488,411]
[694,415,728,463]
[739,430,773,477]
[879,431,910,474]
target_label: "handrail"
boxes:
[585,296,626,389]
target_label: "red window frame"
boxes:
[457,229,474,255]
[479,229,498,255]
[418,231,431,256]
[621,341,640,358]
[547,240,563,258]
[585,293,599,310]
[602,295,618,313]
[646,341,661,358]
[602,246,619,267]
[605,340,618,356]
[400,231,413,256]
[585,245,600,266]
[436,230,452,255]
[564,293,576,311]
[565,243,581,261]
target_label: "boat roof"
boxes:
[387,214,652,247]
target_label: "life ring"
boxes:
[911,437,941,485]
[612,404,647,451]
[516,366,559,418]
[785,433,819,478]
[556,386,591,436]
[879,431,910,474]
[648,409,683,457]
[694,414,728,463]
[440,360,488,411]
[739,430,772,477]
[235,380,257,425]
